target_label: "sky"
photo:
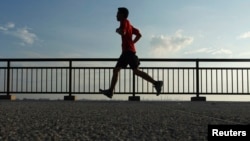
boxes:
[1,0,250,59]
[1,0,250,101]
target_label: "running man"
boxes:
[100,7,163,98]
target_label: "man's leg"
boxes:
[133,68,155,84]
[133,68,163,96]
[110,67,121,92]
[100,67,121,98]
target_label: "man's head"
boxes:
[117,7,129,21]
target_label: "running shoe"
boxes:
[99,89,113,99]
[154,81,163,96]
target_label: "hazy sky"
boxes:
[1,0,250,59]
[2,0,250,101]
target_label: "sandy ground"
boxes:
[0,101,250,141]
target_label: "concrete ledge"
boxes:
[0,95,16,100]
[191,96,206,101]
[128,96,140,101]
[64,95,76,101]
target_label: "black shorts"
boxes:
[115,51,140,69]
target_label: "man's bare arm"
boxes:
[133,33,141,44]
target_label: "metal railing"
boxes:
[1,58,250,100]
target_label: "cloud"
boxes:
[185,48,232,55]
[150,30,194,57]
[0,22,15,31]
[13,27,38,45]
[238,31,250,39]
[6,22,15,29]
[0,22,38,46]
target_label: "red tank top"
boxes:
[120,19,140,53]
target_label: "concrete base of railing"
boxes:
[64,95,76,101]
[191,96,206,101]
[0,95,16,100]
[128,96,140,101]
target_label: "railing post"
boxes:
[7,61,10,96]
[69,60,72,96]
[0,60,16,100]
[196,60,199,97]
[191,59,206,101]
[64,60,76,100]
[128,71,140,101]
[133,72,135,97]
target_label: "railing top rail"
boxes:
[1,58,250,62]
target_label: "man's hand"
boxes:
[116,28,120,33]
[116,28,125,35]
